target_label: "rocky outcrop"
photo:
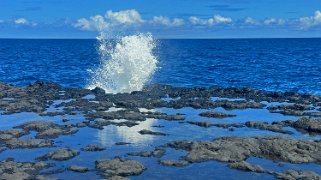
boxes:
[95,158,146,178]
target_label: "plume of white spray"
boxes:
[87,32,158,94]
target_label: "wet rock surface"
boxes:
[167,136,321,164]
[14,121,78,139]
[37,148,80,161]
[228,161,266,173]
[273,118,321,135]
[274,170,321,180]
[245,121,294,134]
[67,165,89,173]
[0,158,54,180]
[95,157,146,178]
[127,148,165,158]
[199,111,236,118]
[159,160,189,167]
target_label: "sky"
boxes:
[0,0,321,38]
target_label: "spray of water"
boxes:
[87,32,158,93]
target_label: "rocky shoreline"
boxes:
[1,81,321,179]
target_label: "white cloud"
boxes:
[189,15,232,26]
[74,9,144,31]
[106,9,144,25]
[263,18,285,25]
[189,16,207,25]
[14,18,29,25]
[299,10,321,29]
[152,16,184,27]
[74,15,109,31]
[244,17,257,25]
[14,18,37,26]
[209,15,232,24]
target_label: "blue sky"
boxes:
[0,0,321,38]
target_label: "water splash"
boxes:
[87,32,158,93]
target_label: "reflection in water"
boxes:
[97,108,158,146]
[97,119,158,146]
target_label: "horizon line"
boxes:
[0,36,321,40]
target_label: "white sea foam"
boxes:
[87,32,158,93]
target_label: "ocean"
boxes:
[1,38,321,93]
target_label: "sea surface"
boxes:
[1,38,321,93]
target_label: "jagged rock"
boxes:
[95,158,146,178]
[199,111,236,118]
[67,165,89,173]
[159,160,189,167]
[37,148,80,161]
[0,159,54,180]
[167,136,321,164]
[245,121,293,134]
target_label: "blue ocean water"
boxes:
[0,38,321,93]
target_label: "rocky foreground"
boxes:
[0,81,321,179]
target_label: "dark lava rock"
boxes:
[138,129,167,136]
[40,168,65,175]
[167,136,321,164]
[67,165,89,173]
[273,118,321,135]
[37,148,80,161]
[95,157,146,178]
[127,149,165,158]
[127,151,154,157]
[0,158,54,180]
[81,144,106,151]
[14,121,78,139]
[62,118,70,122]
[245,121,293,134]
[108,176,129,180]
[268,104,312,111]
[115,142,131,146]
[199,111,236,118]
[5,138,53,149]
[274,170,321,180]
[159,160,189,167]
[229,161,266,173]
[187,121,213,128]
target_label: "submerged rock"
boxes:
[138,129,167,136]
[115,142,131,146]
[127,148,165,158]
[159,160,189,167]
[81,144,106,151]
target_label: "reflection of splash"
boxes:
[87,32,158,94]
[97,108,158,146]
[97,118,157,146]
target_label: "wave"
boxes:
[87,32,158,93]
